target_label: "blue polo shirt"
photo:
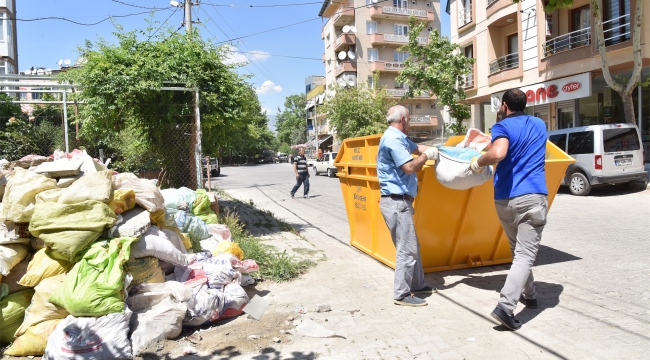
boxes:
[491,112,548,200]
[378,126,418,197]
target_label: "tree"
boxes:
[513,0,644,124]
[275,94,307,145]
[396,17,476,134]
[323,80,395,141]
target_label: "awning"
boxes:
[304,100,315,110]
[318,134,332,145]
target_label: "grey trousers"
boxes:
[380,197,426,300]
[495,194,548,314]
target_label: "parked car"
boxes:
[258,150,278,164]
[313,152,338,177]
[548,123,647,195]
[277,152,289,163]
[202,157,220,177]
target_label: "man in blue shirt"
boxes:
[378,105,439,307]
[470,89,548,330]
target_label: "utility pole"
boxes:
[184,0,192,33]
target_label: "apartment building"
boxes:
[305,75,332,153]
[318,0,443,146]
[450,0,649,161]
[0,0,17,74]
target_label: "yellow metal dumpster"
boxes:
[334,134,575,273]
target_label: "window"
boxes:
[395,81,406,89]
[6,18,11,45]
[567,131,594,154]
[366,0,374,5]
[549,134,567,152]
[394,0,408,8]
[394,51,409,62]
[367,48,378,62]
[603,128,640,152]
[326,34,330,48]
[464,45,473,58]
[0,62,5,75]
[416,103,421,109]
[603,0,631,45]
[0,18,4,41]
[367,76,374,89]
[366,21,377,34]
[572,6,591,31]
[394,24,409,36]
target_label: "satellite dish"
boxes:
[44,68,52,75]
[342,25,351,33]
[170,0,180,6]
[347,51,356,60]
[338,79,346,87]
[348,80,355,87]
[338,51,347,60]
[31,69,37,75]
[350,26,357,33]
[58,59,63,66]
[36,69,44,75]
[371,0,378,3]
[64,59,71,65]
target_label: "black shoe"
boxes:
[490,307,521,330]
[519,295,538,309]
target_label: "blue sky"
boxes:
[17,0,450,119]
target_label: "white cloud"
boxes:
[222,45,270,65]
[261,107,274,115]
[256,80,282,95]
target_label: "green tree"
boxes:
[323,80,395,141]
[275,94,307,145]
[512,0,644,124]
[396,17,475,134]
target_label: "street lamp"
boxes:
[170,1,181,6]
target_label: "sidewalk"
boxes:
[205,187,649,360]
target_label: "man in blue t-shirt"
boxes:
[470,89,548,331]
[378,105,439,307]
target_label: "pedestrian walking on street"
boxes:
[290,148,310,199]
[470,89,548,331]
[378,105,439,307]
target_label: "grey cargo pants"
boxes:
[380,197,426,300]
[495,193,548,314]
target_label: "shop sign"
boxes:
[491,72,591,112]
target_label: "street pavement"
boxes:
[211,162,650,360]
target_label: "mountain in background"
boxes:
[267,114,277,133]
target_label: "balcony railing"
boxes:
[487,0,499,7]
[543,27,591,57]
[408,129,443,138]
[410,115,433,125]
[384,33,428,44]
[386,89,430,97]
[489,53,519,74]
[382,6,428,18]
[602,13,630,46]
[461,72,474,89]
[458,7,472,28]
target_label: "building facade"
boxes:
[450,0,650,161]
[305,75,332,154]
[0,0,17,74]
[318,0,444,145]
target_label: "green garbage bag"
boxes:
[191,189,218,224]
[29,200,117,262]
[0,288,35,344]
[49,237,136,317]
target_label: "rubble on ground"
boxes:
[0,150,260,358]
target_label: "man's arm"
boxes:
[477,138,509,167]
[400,154,428,175]
[293,162,299,177]
[414,144,429,156]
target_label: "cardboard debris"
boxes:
[34,159,83,178]
[242,295,269,320]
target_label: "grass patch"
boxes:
[292,248,320,256]
[219,209,314,282]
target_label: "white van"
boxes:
[313,152,338,177]
[548,124,647,195]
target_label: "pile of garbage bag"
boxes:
[0,150,258,358]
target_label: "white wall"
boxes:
[521,0,538,71]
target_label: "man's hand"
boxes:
[296,174,299,178]
[424,147,439,161]
[469,157,484,173]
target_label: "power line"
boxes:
[202,1,322,8]
[110,0,165,10]
[147,6,180,41]
[233,51,321,61]
[16,9,170,26]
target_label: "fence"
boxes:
[0,76,204,190]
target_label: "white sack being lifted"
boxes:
[433,147,493,191]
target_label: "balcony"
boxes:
[335,61,357,76]
[458,6,472,28]
[602,13,631,47]
[370,33,428,46]
[386,89,430,98]
[461,71,474,89]
[334,33,356,52]
[543,27,591,58]
[409,115,438,126]
[408,129,443,139]
[368,61,406,72]
[487,0,499,7]
[369,5,435,21]
[489,53,519,75]
[332,6,354,27]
